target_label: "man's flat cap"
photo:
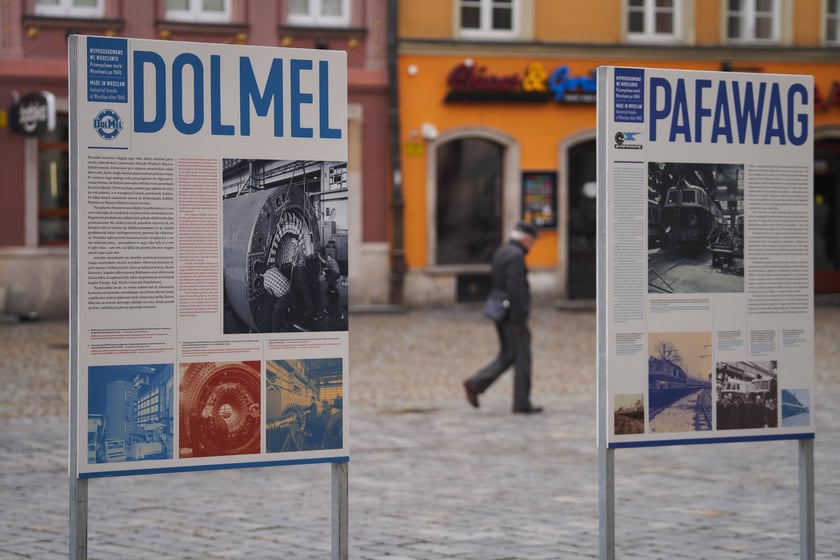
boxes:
[514,221,538,238]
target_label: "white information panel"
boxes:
[597,66,814,448]
[70,36,349,477]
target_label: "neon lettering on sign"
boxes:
[547,66,596,102]
[444,61,596,104]
[815,81,840,111]
[447,63,521,93]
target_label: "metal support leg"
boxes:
[599,446,615,560]
[799,439,815,560]
[332,461,349,560]
[70,477,88,560]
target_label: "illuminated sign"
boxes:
[9,91,56,136]
[444,61,596,104]
[815,81,840,111]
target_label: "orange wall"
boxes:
[533,0,621,43]
[400,0,827,47]
[794,0,823,47]
[694,1,721,46]
[400,54,840,270]
[400,0,452,39]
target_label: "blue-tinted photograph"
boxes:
[648,332,713,433]
[266,358,343,453]
[87,364,174,464]
[781,389,810,427]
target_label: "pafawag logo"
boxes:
[614,130,643,149]
[93,109,123,140]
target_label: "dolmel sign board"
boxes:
[69,36,349,477]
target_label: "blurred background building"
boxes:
[1,0,840,317]
[0,0,391,317]
[396,0,840,306]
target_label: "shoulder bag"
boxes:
[483,289,510,321]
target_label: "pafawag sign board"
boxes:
[69,36,349,477]
[597,66,814,448]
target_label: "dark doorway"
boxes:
[435,138,503,265]
[567,139,597,299]
[815,139,840,292]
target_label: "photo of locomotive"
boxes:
[648,162,744,294]
[648,186,662,248]
[648,356,711,401]
[716,361,779,430]
[647,331,713,433]
[661,181,725,252]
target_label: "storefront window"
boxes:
[435,138,503,265]
[38,114,69,245]
[567,140,597,299]
[815,141,840,273]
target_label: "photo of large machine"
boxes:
[87,364,174,464]
[178,361,262,458]
[222,159,348,334]
[265,358,343,453]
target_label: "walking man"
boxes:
[463,222,543,414]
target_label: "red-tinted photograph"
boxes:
[179,361,261,458]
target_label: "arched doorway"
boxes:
[815,137,840,292]
[567,139,597,299]
[434,137,505,265]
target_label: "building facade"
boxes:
[0,0,392,317]
[396,0,840,306]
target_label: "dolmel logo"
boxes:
[93,109,123,140]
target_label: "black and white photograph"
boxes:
[647,332,713,433]
[222,159,349,334]
[266,358,343,453]
[716,360,779,430]
[648,162,744,294]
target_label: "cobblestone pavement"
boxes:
[1,305,839,559]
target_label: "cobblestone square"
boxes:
[1,305,838,559]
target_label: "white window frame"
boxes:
[726,0,780,43]
[826,0,840,45]
[459,0,519,40]
[166,0,231,23]
[287,0,351,27]
[34,0,103,18]
[626,0,682,43]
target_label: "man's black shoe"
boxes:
[463,380,479,408]
[513,406,544,414]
